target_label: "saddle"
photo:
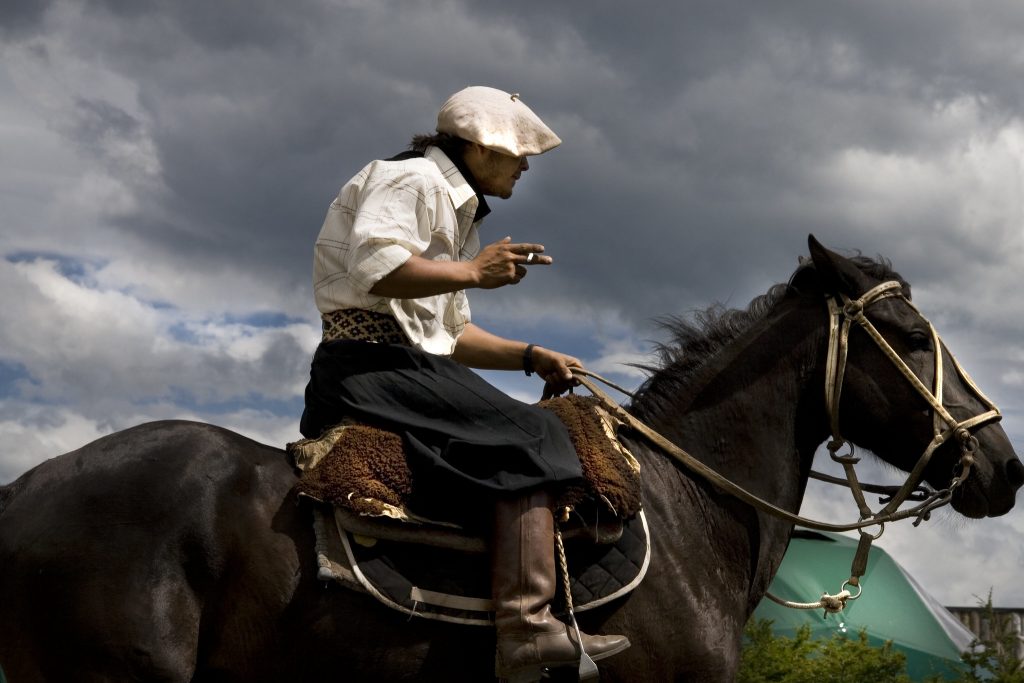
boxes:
[287,395,650,624]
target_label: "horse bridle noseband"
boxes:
[573,280,1002,612]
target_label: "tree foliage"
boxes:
[737,618,911,683]
[957,592,1024,683]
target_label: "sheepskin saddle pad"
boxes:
[289,394,642,533]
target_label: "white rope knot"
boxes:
[819,589,852,614]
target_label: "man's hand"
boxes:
[452,326,584,399]
[472,236,552,289]
[530,346,583,399]
[370,236,551,299]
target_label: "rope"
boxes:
[765,588,854,614]
[554,525,599,678]
[555,525,574,614]
[573,371,933,533]
[568,371,935,504]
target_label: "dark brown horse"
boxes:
[1,237,1020,682]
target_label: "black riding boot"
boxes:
[491,489,630,682]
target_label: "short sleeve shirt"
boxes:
[312,147,483,356]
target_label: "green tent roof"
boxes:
[753,530,975,681]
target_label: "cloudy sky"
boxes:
[2,0,1022,612]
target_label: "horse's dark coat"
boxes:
[0,238,1020,682]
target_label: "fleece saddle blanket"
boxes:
[290,394,642,522]
[287,395,649,624]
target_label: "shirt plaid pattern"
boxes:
[313,147,482,355]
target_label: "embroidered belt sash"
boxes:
[321,308,410,345]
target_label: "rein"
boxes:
[572,280,1001,614]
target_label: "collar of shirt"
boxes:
[384,145,492,223]
[424,146,492,222]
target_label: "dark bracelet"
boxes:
[523,344,535,376]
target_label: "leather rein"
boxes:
[572,280,1001,611]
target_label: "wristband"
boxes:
[523,344,535,376]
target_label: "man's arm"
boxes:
[452,322,581,395]
[368,237,551,298]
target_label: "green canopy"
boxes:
[753,530,974,681]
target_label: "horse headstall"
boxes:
[823,280,1001,525]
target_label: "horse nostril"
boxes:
[1005,458,1024,490]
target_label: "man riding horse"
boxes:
[300,86,630,682]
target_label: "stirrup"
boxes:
[566,614,599,680]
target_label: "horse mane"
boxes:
[629,253,907,420]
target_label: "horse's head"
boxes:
[805,235,1023,518]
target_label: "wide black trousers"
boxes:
[300,340,584,507]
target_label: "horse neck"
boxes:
[631,295,828,513]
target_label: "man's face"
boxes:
[465,145,529,199]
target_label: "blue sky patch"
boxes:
[6,251,101,286]
[222,311,306,328]
[167,322,200,343]
[0,359,36,398]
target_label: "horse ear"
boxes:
[788,261,819,295]
[807,234,872,297]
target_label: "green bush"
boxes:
[738,618,913,683]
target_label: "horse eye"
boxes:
[907,330,932,351]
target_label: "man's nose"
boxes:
[520,157,529,171]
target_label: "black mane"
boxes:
[629,254,906,420]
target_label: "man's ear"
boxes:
[458,142,482,171]
[465,142,488,160]
[807,234,873,298]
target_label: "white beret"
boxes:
[436,86,561,157]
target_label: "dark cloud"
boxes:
[71,97,140,140]
[8,0,1024,326]
[0,0,55,39]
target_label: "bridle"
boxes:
[572,279,1002,611]
[822,281,1001,528]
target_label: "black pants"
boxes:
[301,340,583,508]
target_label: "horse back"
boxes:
[0,419,295,541]
[0,420,304,682]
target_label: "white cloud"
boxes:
[0,401,303,485]
[0,257,317,409]
[0,406,108,483]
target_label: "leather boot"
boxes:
[491,488,630,682]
